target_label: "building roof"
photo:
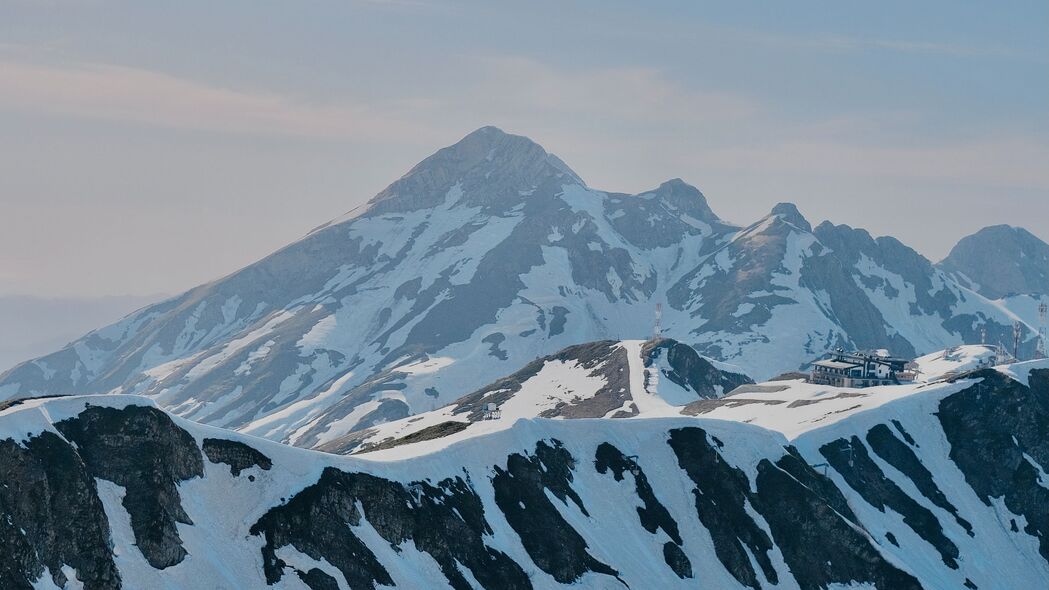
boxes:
[814,360,862,370]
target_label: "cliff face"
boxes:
[3,361,1049,589]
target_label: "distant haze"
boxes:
[0,294,164,373]
[1,0,1047,298]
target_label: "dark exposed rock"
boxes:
[642,338,752,399]
[662,542,693,579]
[937,368,1049,564]
[202,437,273,476]
[594,442,681,544]
[752,451,923,590]
[251,468,530,590]
[670,428,922,589]
[668,427,778,588]
[595,442,691,578]
[768,371,809,382]
[539,345,632,419]
[820,436,959,568]
[0,432,120,590]
[0,394,70,412]
[866,424,972,534]
[350,420,470,454]
[548,306,569,336]
[55,405,204,569]
[452,340,633,421]
[251,470,391,589]
[680,397,786,415]
[891,418,917,445]
[774,446,858,522]
[492,440,620,584]
[297,568,340,590]
[482,332,509,360]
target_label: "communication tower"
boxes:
[1038,302,1048,359]
[653,303,663,339]
[1014,321,1024,362]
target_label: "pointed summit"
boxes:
[363,127,583,215]
[769,202,811,233]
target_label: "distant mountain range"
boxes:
[1,127,1047,448]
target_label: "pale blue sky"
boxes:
[1,0,1047,297]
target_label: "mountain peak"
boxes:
[769,202,811,232]
[360,127,583,216]
[450,125,537,155]
[658,177,690,189]
[648,178,721,222]
[418,126,581,183]
[939,224,1049,298]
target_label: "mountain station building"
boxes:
[810,349,909,388]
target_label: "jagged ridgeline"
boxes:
[1,127,1046,450]
[3,361,1049,589]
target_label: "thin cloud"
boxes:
[465,56,759,124]
[694,137,1049,192]
[0,58,422,141]
[0,54,762,149]
[2,54,1045,206]
[747,31,1030,60]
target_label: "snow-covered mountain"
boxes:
[4,358,1049,589]
[939,225,1049,299]
[0,127,1039,448]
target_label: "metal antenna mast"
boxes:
[1014,321,1024,362]
[653,303,663,339]
[1038,302,1048,359]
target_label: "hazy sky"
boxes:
[2,0,1047,298]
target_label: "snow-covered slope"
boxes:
[4,358,1049,589]
[911,345,1003,382]
[0,127,1039,448]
